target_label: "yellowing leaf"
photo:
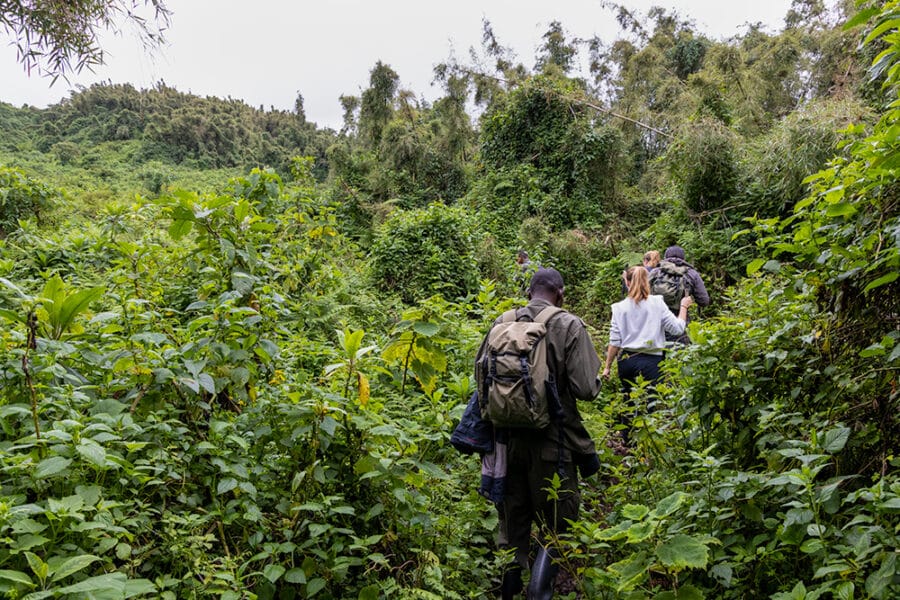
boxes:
[357,372,370,406]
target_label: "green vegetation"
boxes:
[0,1,898,598]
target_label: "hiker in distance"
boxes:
[514,249,534,296]
[602,266,693,438]
[622,249,662,295]
[643,250,661,271]
[650,245,709,344]
[475,267,602,599]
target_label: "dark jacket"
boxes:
[474,298,602,457]
[450,392,493,455]
[665,257,710,308]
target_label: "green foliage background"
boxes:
[0,1,898,598]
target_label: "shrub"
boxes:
[0,165,56,234]
[478,76,621,230]
[666,117,741,213]
[369,203,479,303]
[740,97,872,218]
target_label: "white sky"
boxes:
[1,1,793,129]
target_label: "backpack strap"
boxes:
[533,305,564,325]
[499,309,518,323]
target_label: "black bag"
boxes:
[450,392,493,455]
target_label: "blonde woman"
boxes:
[642,250,660,271]
[602,266,692,400]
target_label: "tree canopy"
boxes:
[1,0,170,79]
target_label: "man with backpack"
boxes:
[649,245,710,344]
[474,267,602,599]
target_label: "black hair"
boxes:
[528,267,564,294]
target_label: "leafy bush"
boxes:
[369,203,479,303]
[0,165,56,234]
[740,97,872,218]
[478,76,621,230]
[666,117,741,213]
[462,164,555,246]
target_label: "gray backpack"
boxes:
[475,306,563,429]
[650,260,690,313]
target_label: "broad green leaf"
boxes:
[863,271,899,293]
[607,551,651,592]
[746,258,766,276]
[860,344,887,358]
[843,6,879,29]
[655,534,709,570]
[12,534,50,551]
[358,584,379,600]
[24,553,47,581]
[801,539,825,554]
[824,202,857,218]
[865,553,896,599]
[822,427,851,453]
[653,584,705,600]
[621,504,649,520]
[124,578,157,597]
[877,497,900,511]
[11,519,47,534]
[179,377,200,394]
[762,259,781,273]
[807,523,827,537]
[307,577,327,596]
[197,373,216,394]
[34,456,72,478]
[0,308,25,323]
[814,562,852,578]
[0,276,30,299]
[263,564,285,583]
[217,478,238,495]
[116,543,133,560]
[833,581,855,600]
[863,16,900,45]
[709,563,732,586]
[596,520,631,541]
[285,567,306,584]
[50,554,100,582]
[653,492,687,517]
[412,321,440,336]
[626,520,655,543]
[54,287,105,336]
[168,219,193,239]
[76,441,107,467]
[56,572,126,594]
[0,569,33,585]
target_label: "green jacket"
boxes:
[475,298,602,455]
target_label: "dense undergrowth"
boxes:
[1,1,898,598]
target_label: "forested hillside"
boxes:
[0,1,897,599]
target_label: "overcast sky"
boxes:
[1,1,793,129]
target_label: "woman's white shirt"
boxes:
[609,295,685,352]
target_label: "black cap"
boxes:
[665,245,685,260]
[529,267,564,293]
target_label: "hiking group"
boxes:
[454,245,709,598]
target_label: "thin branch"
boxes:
[577,99,673,139]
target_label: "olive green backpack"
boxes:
[476,306,563,429]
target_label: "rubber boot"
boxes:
[526,546,557,600]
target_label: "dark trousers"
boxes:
[498,433,580,570]
[617,353,664,440]
[618,352,664,395]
